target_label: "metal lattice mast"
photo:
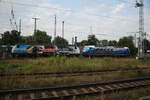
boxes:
[136,0,144,59]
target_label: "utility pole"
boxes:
[90,26,93,35]
[32,17,39,43]
[19,19,21,33]
[32,17,39,34]
[134,34,137,47]
[75,36,77,48]
[54,15,57,39]
[72,37,74,45]
[62,21,64,38]
[135,0,144,59]
[144,32,147,53]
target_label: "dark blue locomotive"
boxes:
[82,46,130,57]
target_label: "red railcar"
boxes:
[37,45,57,56]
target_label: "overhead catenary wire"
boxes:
[0,0,149,41]
[1,0,149,26]
[1,0,71,12]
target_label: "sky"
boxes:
[0,0,150,43]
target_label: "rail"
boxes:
[0,76,150,100]
[0,67,150,77]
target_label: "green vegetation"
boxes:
[0,68,150,89]
[1,57,150,100]
[118,36,137,56]
[52,36,68,47]
[0,30,21,45]
[0,30,52,45]
[0,57,150,74]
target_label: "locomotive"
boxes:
[11,44,57,57]
[36,45,57,56]
[82,46,130,57]
[57,45,80,56]
[11,44,36,57]
[11,44,130,57]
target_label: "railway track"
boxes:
[1,76,150,100]
[0,67,150,77]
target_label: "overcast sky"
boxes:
[0,0,150,43]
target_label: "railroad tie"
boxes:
[4,94,11,100]
[146,81,150,85]
[145,80,150,84]
[72,89,79,95]
[139,81,150,86]
[117,83,129,88]
[72,96,77,100]
[81,88,89,93]
[145,80,150,83]
[17,94,23,100]
[128,81,149,87]
[129,82,140,87]
[135,81,145,86]
[51,91,59,97]
[89,87,98,92]
[111,84,122,89]
[62,90,70,96]
[147,80,150,83]
[139,81,147,85]
[30,93,35,99]
[128,82,138,87]
[41,92,48,98]
[137,81,146,86]
[104,85,115,90]
[130,82,140,86]
[97,86,107,92]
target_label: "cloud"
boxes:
[112,3,125,14]
[0,0,150,43]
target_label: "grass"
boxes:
[1,57,150,90]
[0,57,150,74]
[1,68,150,89]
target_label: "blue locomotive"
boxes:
[11,44,37,57]
[82,46,130,57]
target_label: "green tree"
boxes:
[78,40,88,46]
[118,36,137,56]
[21,36,34,44]
[1,30,21,45]
[108,40,118,46]
[99,40,109,46]
[87,35,99,45]
[52,36,68,47]
[34,30,51,44]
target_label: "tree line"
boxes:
[78,35,150,56]
[0,30,150,56]
[0,30,68,47]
